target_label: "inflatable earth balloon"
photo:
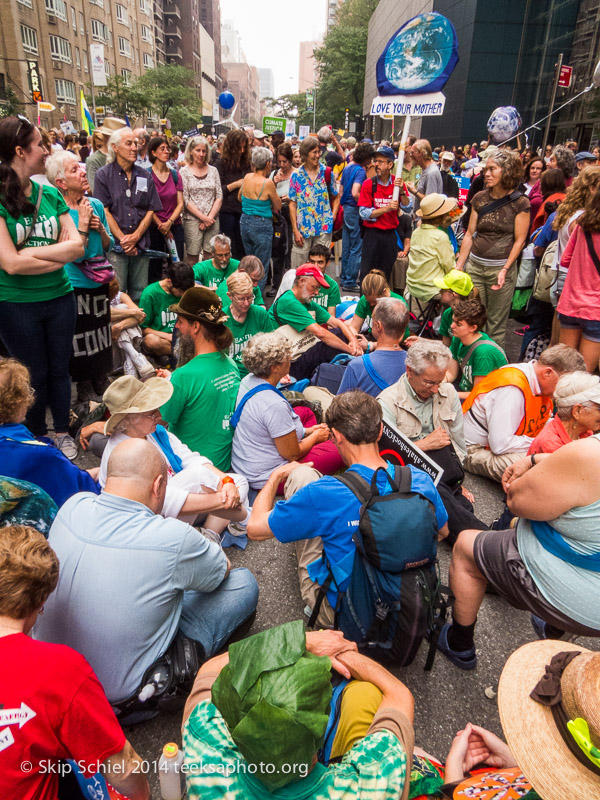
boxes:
[376,12,459,96]
[487,106,522,144]
[593,58,600,88]
[219,91,235,110]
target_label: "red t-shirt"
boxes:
[0,633,126,800]
[358,178,407,231]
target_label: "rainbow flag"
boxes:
[80,90,95,135]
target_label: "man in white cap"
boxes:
[439,151,459,199]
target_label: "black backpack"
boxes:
[309,465,450,669]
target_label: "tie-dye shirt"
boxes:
[289,164,337,238]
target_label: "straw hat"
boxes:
[102,375,173,435]
[96,117,127,137]
[416,193,460,219]
[498,639,600,800]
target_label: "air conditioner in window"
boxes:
[47,13,57,23]
[52,60,63,69]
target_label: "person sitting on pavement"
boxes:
[223,272,274,378]
[160,287,240,472]
[444,297,507,400]
[247,391,448,628]
[139,261,195,360]
[435,434,600,671]
[274,244,341,316]
[231,332,344,492]
[99,375,250,538]
[0,524,150,800]
[434,269,478,346]
[182,621,416,800]
[338,298,409,396]
[0,358,99,507]
[35,438,259,708]
[193,233,240,290]
[462,344,586,483]
[215,254,265,307]
[108,277,156,380]
[529,371,600,455]
[378,340,487,544]
[349,269,410,346]
[268,264,362,381]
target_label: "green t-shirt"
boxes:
[0,181,72,303]
[216,279,265,307]
[160,351,240,470]
[269,290,330,332]
[193,258,240,290]
[223,303,274,377]
[313,274,341,310]
[449,332,508,392]
[439,306,453,339]
[354,291,409,339]
[139,281,177,333]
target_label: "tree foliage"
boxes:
[0,86,24,118]
[264,93,314,127]
[95,76,146,119]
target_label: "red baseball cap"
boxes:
[296,264,329,288]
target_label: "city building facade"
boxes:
[298,39,319,92]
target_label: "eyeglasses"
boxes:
[232,294,253,303]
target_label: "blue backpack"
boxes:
[309,465,445,668]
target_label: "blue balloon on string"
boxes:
[376,12,459,96]
[219,91,235,110]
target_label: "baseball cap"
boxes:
[296,264,329,288]
[434,269,474,296]
[575,151,596,163]
[375,145,395,162]
[441,151,454,162]
[254,130,267,139]
[432,152,439,162]
[271,129,285,136]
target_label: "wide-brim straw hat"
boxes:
[96,117,127,137]
[416,193,461,220]
[498,639,600,800]
[102,375,173,435]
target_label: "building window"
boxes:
[105,60,110,76]
[45,0,68,21]
[17,0,34,8]
[139,0,150,14]
[79,10,85,33]
[70,6,76,29]
[118,36,131,57]
[143,52,154,68]
[121,68,131,85]
[55,78,76,104]
[75,46,81,69]
[20,24,38,55]
[91,18,109,42]
[115,4,128,23]
[141,24,152,43]
[89,0,104,6]
[83,50,89,72]
[50,36,72,63]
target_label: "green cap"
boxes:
[434,268,474,296]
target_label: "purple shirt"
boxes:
[94,161,162,250]
[151,168,181,225]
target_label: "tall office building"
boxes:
[298,40,319,92]
[199,0,222,93]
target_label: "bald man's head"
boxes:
[106,438,167,483]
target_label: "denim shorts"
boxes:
[558,313,600,343]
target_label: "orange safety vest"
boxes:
[462,366,552,439]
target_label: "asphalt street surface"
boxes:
[73,282,599,796]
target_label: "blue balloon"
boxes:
[219,91,235,110]
[376,12,459,96]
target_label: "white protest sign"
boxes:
[370,92,446,117]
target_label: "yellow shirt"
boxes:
[406,224,456,301]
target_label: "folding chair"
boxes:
[405,291,442,339]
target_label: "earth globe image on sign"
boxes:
[376,12,459,96]
[487,106,522,144]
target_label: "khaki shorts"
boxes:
[182,217,219,257]
[473,528,600,636]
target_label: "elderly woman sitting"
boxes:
[99,374,250,538]
[378,340,486,543]
[231,331,344,490]
[529,371,600,455]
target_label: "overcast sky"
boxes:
[220,0,326,97]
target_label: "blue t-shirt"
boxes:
[338,350,407,397]
[340,163,367,207]
[268,462,447,605]
[533,210,558,250]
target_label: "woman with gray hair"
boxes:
[180,135,222,265]
[231,331,342,490]
[455,149,531,346]
[529,371,600,455]
[238,147,281,292]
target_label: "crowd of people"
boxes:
[1,112,600,800]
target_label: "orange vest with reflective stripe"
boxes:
[462,366,552,438]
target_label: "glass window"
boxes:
[121,68,131,85]
[118,36,131,57]
[54,78,76,104]
[116,4,128,23]
[45,0,67,21]
[20,24,38,54]
[141,24,152,42]
[75,47,81,69]
[83,50,89,72]
[91,18,109,41]
[50,35,72,63]
[143,52,154,68]
[17,0,34,8]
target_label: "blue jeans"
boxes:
[0,293,76,436]
[178,567,258,657]
[240,214,273,291]
[108,251,150,303]
[341,205,362,286]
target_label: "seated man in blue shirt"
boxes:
[248,391,448,627]
[338,297,408,397]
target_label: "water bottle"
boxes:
[166,234,180,262]
[158,742,184,800]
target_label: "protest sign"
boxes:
[379,421,443,485]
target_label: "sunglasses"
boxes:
[15,114,30,137]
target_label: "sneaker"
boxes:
[530,614,578,642]
[123,355,137,376]
[227,521,248,538]
[202,528,222,546]
[434,622,477,670]
[55,433,78,461]
[342,283,361,293]
[130,350,156,381]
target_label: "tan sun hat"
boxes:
[498,639,600,800]
[416,193,460,219]
[102,375,173,435]
[96,117,127,137]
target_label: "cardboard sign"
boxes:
[370,92,446,117]
[379,421,443,485]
